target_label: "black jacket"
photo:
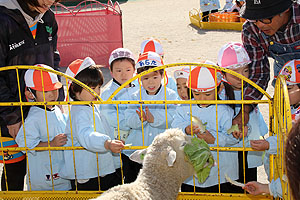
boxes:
[0,6,60,137]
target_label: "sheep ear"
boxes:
[129,149,147,164]
[166,147,176,167]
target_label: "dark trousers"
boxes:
[1,158,26,191]
[71,168,122,191]
[121,153,142,183]
[202,9,218,22]
[181,182,234,193]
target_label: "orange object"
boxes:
[209,12,240,22]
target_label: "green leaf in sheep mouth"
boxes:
[184,137,214,183]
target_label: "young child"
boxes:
[243,59,300,198]
[217,42,268,190]
[61,57,124,191]
[15,64,71,191]
[100,48,138,183]
[140,38,177,92]
[200,0,220,22]
[173,67,190,100]
[101,48,136,141]
[171,66,239,193]
[124,52,178,183]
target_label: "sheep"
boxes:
[94,128,206,200]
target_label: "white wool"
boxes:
[93,128,195,200]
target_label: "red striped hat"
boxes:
[187,66,222,92]
[24,64,62,91]
[217,42,250,69]
[136,52,164,69]
[279,59,300,85]
[140,38,164,57]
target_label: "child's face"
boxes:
[75,84,101,101]
[288,84,300,106]
[35,90,59,109]
[192,89,216,107]
[224,65,249,90]
[111,60,135,87]
[176,78,188,100]
[141,71,163,95]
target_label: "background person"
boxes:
[234,0,300,132]
[0,0,61,191]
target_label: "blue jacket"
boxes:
[15,106,70,191]
[200,0,220,12]
[172,104,239,187]
[219,89,268,168]
[124,86,178,155]
[100,80,138,141]
[61,105,119,180]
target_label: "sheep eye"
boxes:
[181,141,187,147]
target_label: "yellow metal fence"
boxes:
[0,64,292,199]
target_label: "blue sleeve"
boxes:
[171,106,191,133]
[266,136,277,155]
[72,109,111,152]
[212,107,239,147]
[15,118,41,155]
[269,178,282,198]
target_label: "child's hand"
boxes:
[196,130,215,144]
[136,107,147,122]
[243,181,270,195]
[250,140,270,151]
[50,133,67,147]
[185,125,200,135]
[145,106,154,123]
[105,140,124,153]
[232,126,248,139]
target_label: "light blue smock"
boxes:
[269,178,282,198]
[101,80,138,141]
[219,89,268,168]
[124,85,178,155]
[200,0,220,12]
[61,105,119,180]
[15,106,71,191]
[172,103,239,187]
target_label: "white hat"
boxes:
[278,59,300,85]
[108,48,135,66]
[218,42,251,69]
[187,66,223,92]
[65,57,95,79]
[174,67,190,80]
[135,52,164,69]
[25,64,62,91]
[140,38,164,57]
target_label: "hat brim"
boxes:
[240,1,292,20]
[33,82,63,92]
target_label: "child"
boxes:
[171,66,239,193]
[15,64,71,191]
[217,42,268,190]
[101,48,136,141]
[244,59,300,198]
[200,0,220,22]
[222,0,233,11]
[140,38,177,92]
[61,57,124,191]
[227,0,245,12]
[174,67,190,100]
[100,48,138,183]
[124,52,178,183]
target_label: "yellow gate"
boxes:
[0,64,292,199]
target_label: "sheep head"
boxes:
[130,128,213,183]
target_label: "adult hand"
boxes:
[7,121,22,139]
